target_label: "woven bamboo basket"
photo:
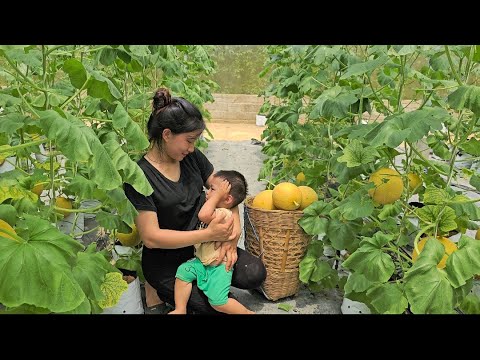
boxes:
[243,196,311,301]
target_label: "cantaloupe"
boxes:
[252,190,276,210]
[412,236,457,269]
[55,197,73,218]
[368,168,403,205]
[298,186,318,210]
[117,224,141,247]
[272,182,302,211]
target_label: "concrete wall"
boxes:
[205,93,264,124]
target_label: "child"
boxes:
[169,170,254,314]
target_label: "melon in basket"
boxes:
[252,189,276,210]
[298,186,318,210]
[272,182,302,211]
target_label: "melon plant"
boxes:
[259,44,480,314]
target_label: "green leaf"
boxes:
[344,272,376,294]
[331,191,374,221]
[0,113,29,134]
[95,210,131,233]
[298,216,328,236]
[445,235,480,288]
[112,102,149,151]
[341,233,395,282]
[364,107,449,148]
[0,204,17,226]
[397,45,418,55]
[59,297,92,314]
[298,201,332,235]
[99,48,117,66]
[337,139,378,167]
[459,294,480,314]
[98,272,128,309]
[416,205,457,233]
[448,85,480,117]
[471,174,480,191]
[449,195,480,221]
[0,215,85,312]
[0,184,37,204]
[279,140,303,154]
[340,55,389,79]
[460,138,480,156]
[326,219,362,250]
[277,303,293,312]
[299,256,317,283]
[367,283,408,314]
[39,110,122,191]
[87,72,121,103]
[427,136,451,160]
[0,93,22,107]
[311,86,358,118]
[129,45,150,57]
[378,202,402,220]
[404,240,455,314]
[310,260,336,282]
[423,186,451,205]
[72,249,120,312]
[68,175,99,200]
[63,59,87,89]
[103,140,153,196]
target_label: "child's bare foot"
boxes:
[168,308,186,314]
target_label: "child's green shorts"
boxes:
[176,257,233,306]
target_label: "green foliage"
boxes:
[0,45,219,313]
[98,272,128,309]
[259,45,480,313]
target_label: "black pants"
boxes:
[142,246,266,314]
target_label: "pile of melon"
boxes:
[251,182,318,211]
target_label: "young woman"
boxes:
[124,88,266,313]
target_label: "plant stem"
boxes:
[445,46,463,86]
[54,203,103,215]
[72,225,100,238]
[410,145,448,176]
[413,224,435,256]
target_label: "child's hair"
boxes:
[214,170,248,208]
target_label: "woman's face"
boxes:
[164,129,203,161]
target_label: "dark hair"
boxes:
[214,170,248,208]
[147,88,206,147]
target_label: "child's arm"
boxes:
[198,179,231,224]
[198,196,221,224]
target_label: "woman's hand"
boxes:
[213,240,238,271]
[206,210,234,242]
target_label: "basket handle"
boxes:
[244,206,264,258]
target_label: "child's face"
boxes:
[206,176,230,202]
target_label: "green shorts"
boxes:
[176,257,233,306]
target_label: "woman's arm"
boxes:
[136,210,234,249]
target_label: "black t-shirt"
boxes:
[124,148,214,235]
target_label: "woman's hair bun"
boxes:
[152,88,172,111]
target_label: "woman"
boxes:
[124,88,266,314]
